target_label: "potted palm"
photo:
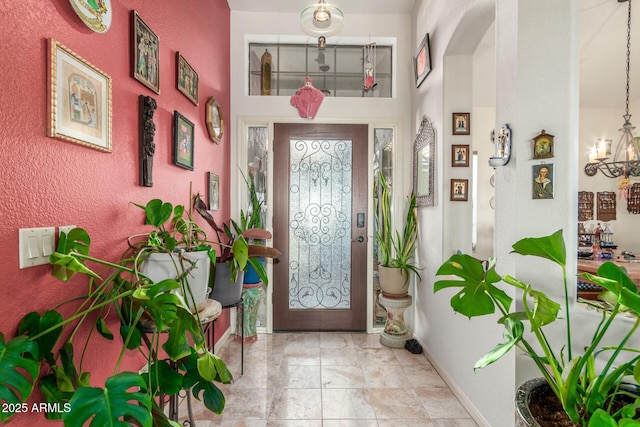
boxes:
[0,224,232,426]
[435,230,640,426]
[374,171,420,297]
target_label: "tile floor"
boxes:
[183,332,479,426]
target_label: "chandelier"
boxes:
[300,0,344,37]
[585,0,640,178]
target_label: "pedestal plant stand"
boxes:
[378,293,412,348]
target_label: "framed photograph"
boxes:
[48,39,112,152]
[414,33,432,88]
[205,97,223,144]
[532,129,554,159]
[452,113,470,135]
[532,163,554,199]
[173,111,194,170]
[450,179,468,201]
[452,144,469,167]
[131,11,160,94]
[208,172,220,210]
[177,52,199,106]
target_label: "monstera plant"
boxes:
[0,202,232,425]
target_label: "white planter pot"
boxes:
[141,250,211,310]
[378,265,410,297]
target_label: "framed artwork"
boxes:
[70,0,112,33]
[533,129,554,159]
[177,52,199,105]
[414,33,432,88]
[131,11,160,94]
[205,97,223,144]
[208,172,220,210]
[452,113,470,135]
[48,39,112,152]
[173,111,194,170]
[450,179,468,201]
[452,144,469,167]
[413,116,436,207]
[532,164,554,199]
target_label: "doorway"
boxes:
[272,123,368,331]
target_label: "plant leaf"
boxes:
[95,317,114,340]
[62,372,152,427]
[18,310,62,364]
[0,334,40,423]
[588,409,618,427]
[144,199,173,228]
[162,307,204,361]
[142,360,183,396]
[39,374,72,420]
[510,229,566,267]
[474,317,524,369]
[196,351,233,383]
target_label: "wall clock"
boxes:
[205,97,223,144]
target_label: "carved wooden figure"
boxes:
[139,95,157,187]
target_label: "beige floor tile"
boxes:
[432,419,479,427]
[377,420,434,427]
[350,333,385,349]
[361,364,411,388]
[391,347,429,366]
[266,421,322,427]
[268,388,322,419]
[322,365,367,388]
[414,388,472,419]
[401,364,448,388]
[215,388,274,420]
[323,421,379,427]
[368,388,429,420]
[359,347,400,365]
[275,364,321,388]
[322,388,376,419]
[320,332,356,348]
[321,347,361,366]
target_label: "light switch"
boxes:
[19,227,55,269]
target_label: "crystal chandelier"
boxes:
[585,0,640,178]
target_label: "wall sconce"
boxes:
[489,124,512,167]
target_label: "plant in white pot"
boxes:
[374,171,420,297]
[435,230,640,426]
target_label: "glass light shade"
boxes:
[300,1,343,37]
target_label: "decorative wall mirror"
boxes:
[205,97,223,144]
[413,115,436,207]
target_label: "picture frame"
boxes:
[413,115,436,207]
[208,172,220,210]
[451,144,470,167]
[452,113,470,135]
[131,10,160,94]
[532,129,554,159]
[450,179,468,202]
[48,39,112,152]
[177,52,199,106]
[532,163,554,200]
[205,97,223,144]
[414,33,432,88]
[173,111,194,170]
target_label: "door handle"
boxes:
[351,236,365,243]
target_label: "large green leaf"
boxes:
[18,310,63,364]
[62,372,152,427]
[510,229,566,267]
[143,199,173,229]
[39,374,72,420]
[137,291,182,332]
[182,354,227,415]
[142,360,183,396]
[162,307,204,361]
[196,351,233,384]
[50,228,100,282]
[474,317,524,369]
[0,334,40,423]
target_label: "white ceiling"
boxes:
[227,0,640,109]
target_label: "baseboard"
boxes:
[214,325,233,352]
[415,336,491,427]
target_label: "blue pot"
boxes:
[243,257,266,284]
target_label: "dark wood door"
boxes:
[273,123,368,331]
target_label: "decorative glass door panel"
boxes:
[288,138,352,309]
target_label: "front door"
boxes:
[273,123,368,331]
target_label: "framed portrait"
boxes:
[532,163,554,200]
[208,172,220,210]
[205,97,223,144]
[131,11,160,94]
[451,144,469,167]
[450,179,468,202]
[452,113,470,135]
[48,39,112,152]
[173,111,194,170]
[414,33,431,88]
[533,129,554,159]
[177,52,199,106]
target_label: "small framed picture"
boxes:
[414,33,431,88]
[131,11,160,94]
[173,111,194,170]
[452,113,470,135]
[532,164,554,199]
[532,129,554,159]
[452,144,469,167]
[208,172,220,210]
[450,179,469,201]
[177,52,199,106]
[48,39,112,152]
[205,97,223,144]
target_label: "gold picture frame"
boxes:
[205,97,223,144]
[450,179,468,201]
[177,52,199,106]
[532,129,554,159]
[131,11,160,94]
[48,39,112,152]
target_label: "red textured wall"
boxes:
[0,1,231,424]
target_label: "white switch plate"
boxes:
[19,227,55,269]
[59,225,76,237]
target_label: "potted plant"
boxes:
[435,230,640,426]
[0,224,233,426]
[374,170,421,296]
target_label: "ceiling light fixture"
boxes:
[585,0,640,179]
[300,0,343,37]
